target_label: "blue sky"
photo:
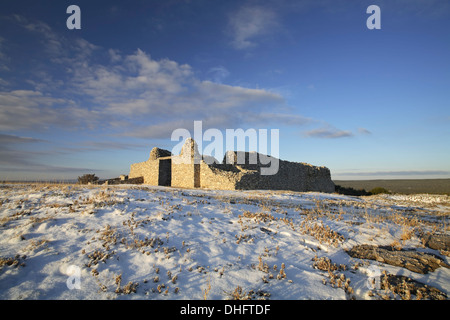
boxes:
[0,0,449,181]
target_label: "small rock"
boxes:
[347,244,449,274]
[421,233,450,252]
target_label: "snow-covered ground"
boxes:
[0,184,449,300]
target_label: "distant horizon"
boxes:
[1,0,449,181]
[3,177,450,183]
[2,177,450,196]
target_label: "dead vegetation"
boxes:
[224,286,271,300]
[254,255,288,284]
[0,255,26,269]
[377,273,447,300]
[114,273,139,295]
[1,183,449,300]
[300,220,345,247]
[312,256,354,297]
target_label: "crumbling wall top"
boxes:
[149,147,172,160]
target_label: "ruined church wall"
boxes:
[193,159,335,192]
[129,140,335,193]
[303,165,335,193]
[171,158,197,189]
[233,160,306,191]
[233,160,334,192]
[172,159,243,190]
[199,162,240,190]
[129,160,159,185]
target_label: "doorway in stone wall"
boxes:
[194,163,200,188]
[158,158,171,186]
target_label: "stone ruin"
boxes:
[128,138,335,192]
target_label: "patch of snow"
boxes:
[0,184,448,300]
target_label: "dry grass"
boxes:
[203,275,211,300]
[227,286,250,300]
[389,240,403,251]
[399,226,416,242]
[300,219,345,247]
[26,239,50,252]
[312,256,353,296]
[1,184,448,300]
[378,272,447,300]
[224,286,271,300]
[116,281,139,295]
[0,255,26,268]
[312,256,346,272]
[85,249,114,267]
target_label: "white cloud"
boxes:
[207,66,230,83]
[108,49,122,63]
[358,127,372,135]
[244,112,312,127]
[63,47,288,138]
[0,133,46,144]
[0,78,8,86]
[0,90,83,131]
[0,16,318,140]
[303,126,353,139]
[228,5,279,50]
[82,141,145,150]
[0,38,291,138]
[0,133,48,167]
[124,119,196,139]
[14,15,64,57]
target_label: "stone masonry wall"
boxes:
[171,162,197,189]
[171,138,201,189]
[235,160,334,193]
[129,159,160,185]
[129,147,173,186]
[214,151,335,193]
[129,139,335,193]
[196,158,334,193]
[199,162,242,190]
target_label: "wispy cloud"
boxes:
[11,14,70,61]
[207,66,230,84]
[123,119,197,140]
[302,125,373,139]
[76,141,147,151]
[0,133,104,178]
[63,48,291,138]
[1,164,103,174]
[0,36,9,72]
[303,127,354,139]
[0,17,264,135]
[0,133,48,167]
[227,5,280,50]
[358,127,372,135]
[0,133,46,144]
[0,90,79,131]
[246,112,312,127]
[1,14,342,143]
